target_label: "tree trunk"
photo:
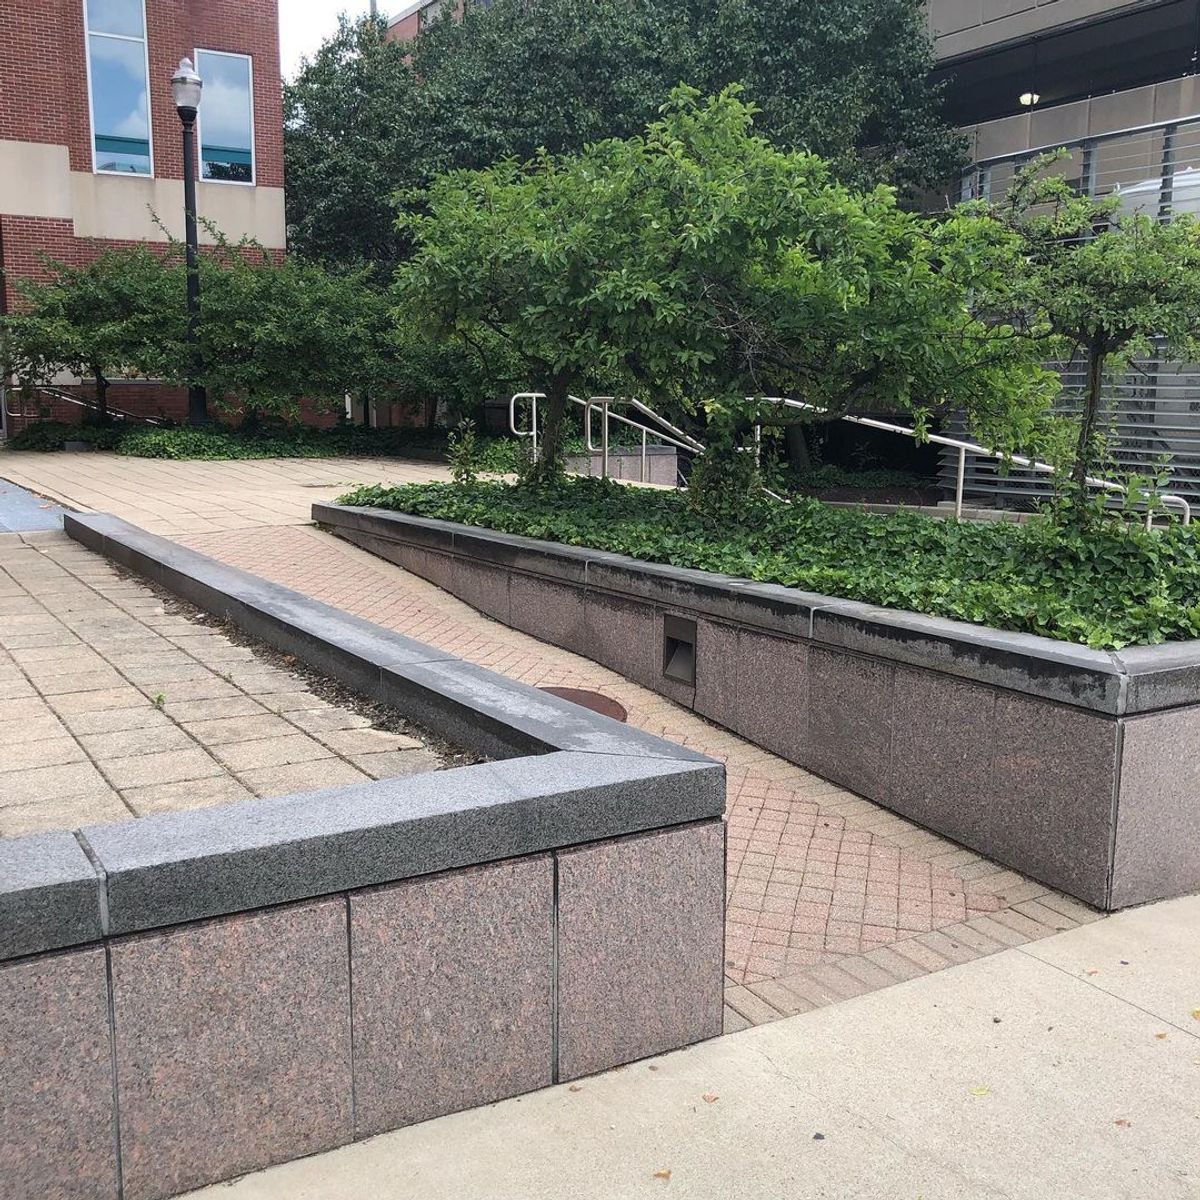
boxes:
[531,373,571,484]
[93,369,109,424]
[785,422,813,471]
[1072,343,1106,495]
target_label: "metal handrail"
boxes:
[3,383,164,426]
[970,112,1200,171]
[510,389,1191,526]
[509,392,700,485]
[753,397,1191,527]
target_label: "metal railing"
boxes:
[956,113,1200,510]
[511,391,1191,525]
[961,112,1200,216]
[757,400,1191,528]
[509,392,700,485]
[3,383,164,428]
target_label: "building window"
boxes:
[195,50,255,184]
[84,0,152,175]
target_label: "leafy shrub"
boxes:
[8,421,125,451]
[337,477,1200,650]
[785,464,933,492]
[8,419,525,466]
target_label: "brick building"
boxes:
[0,0,285,432]
[385,0,490,44]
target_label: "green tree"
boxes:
[0,245,182,422]
[195,239,394,419]
[286,3,965,269]
[682,0,964,193]
[982,155,1200,500]
[397,88,1052,484]
[283,14,417,268]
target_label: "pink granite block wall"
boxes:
[108,898,353,1200]
[0,947,118,1200]
[349,856,555,1137]
[556,820,726,1081]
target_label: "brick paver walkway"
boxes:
[0,452,449,536]
[0,452,1103,1028]
[0,529,445,837]
[179,523,1102,1029]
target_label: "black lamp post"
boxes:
[170,57,207,427]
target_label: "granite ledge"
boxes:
[76,752,724,936]
[313,504,1200,716]
[0,831,103,961]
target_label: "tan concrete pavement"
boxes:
[0,529,448,837]
[0,451,449,535]
[184,893,1200,1200]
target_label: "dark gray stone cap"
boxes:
[80,752,724,935]
[0,831,102,961]
[314,504,1200,716]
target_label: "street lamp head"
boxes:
[171,57,203,119]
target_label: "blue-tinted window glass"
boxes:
[86,0,144,39]
[197,51,254,184]
[88,32,151,174]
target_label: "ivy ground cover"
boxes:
[339,478,1200,650]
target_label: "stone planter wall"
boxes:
[315,502,1200,913]
[564,444,679,485]
[0,515,726,1200]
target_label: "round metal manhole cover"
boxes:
[538,687,628,723]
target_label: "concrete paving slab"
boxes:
[182,896,1200,1200]
[0,482,65,532]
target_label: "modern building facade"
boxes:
[0,0,285,428]
[929,1,1200,505]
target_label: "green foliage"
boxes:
[285,4,965,269]
[6,419,524,464]
[339,479,1200,650]
[194,236,394,418]
[976,153,1200,501]
[785,464,931,492]
[7,421,123,451]
[1,245,182,419]
[1,234,400,425]
[446,421,481,485]
[283,15,418,268]
[397,88,1054,484]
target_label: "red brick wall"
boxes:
[0,1,282,183]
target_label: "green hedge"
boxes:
[5,420,521,469]
[338,478,1200,650]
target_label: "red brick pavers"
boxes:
[178,524,1102,1028]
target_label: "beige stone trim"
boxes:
[0,140,73,220]
[70,173,285,248]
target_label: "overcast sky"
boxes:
[279,0,382,80]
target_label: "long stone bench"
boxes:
[0,514,725,1200]
[315,500,1200,912]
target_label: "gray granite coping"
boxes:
[313,503,1200,717]
[0,831,103,959]
[79,752,724,935]
[0,512,725,961]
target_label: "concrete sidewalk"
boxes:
[187,895,1200,1200]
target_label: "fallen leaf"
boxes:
[970,1087,991,1097]
[568,1085,583,1093]
[652,1169,672,1182]
[1192,1009,1200,1021]
[647,1064,659,1072]
[1085,969,1100,976]
[812,1132,826,1141]
[702,1093,718,1104]
[1155,1033,1169,1041]
[1114,1118,1132,1128]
